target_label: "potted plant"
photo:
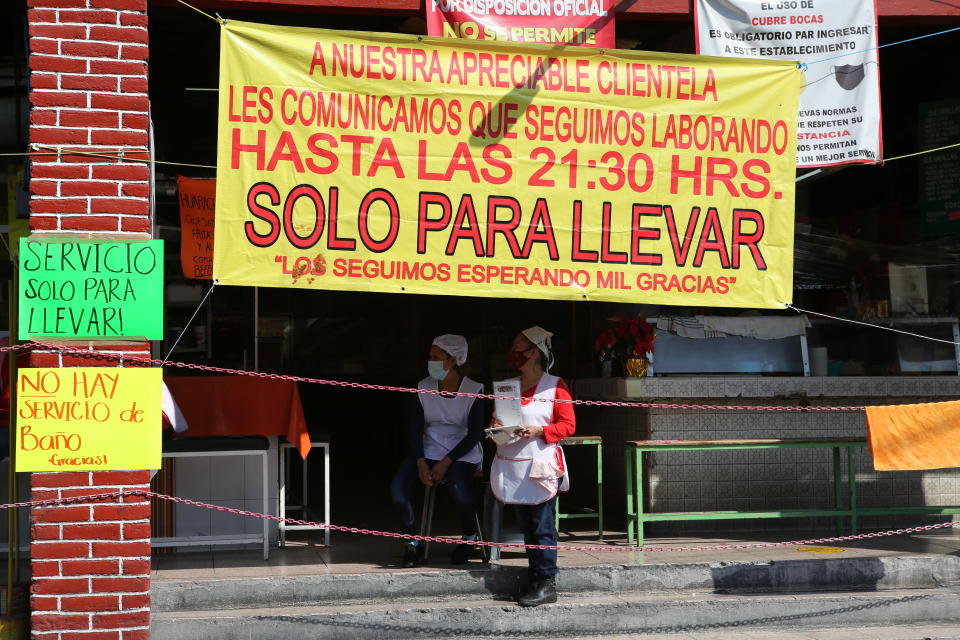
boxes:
[594,316,656,377]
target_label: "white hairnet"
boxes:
[521,326,554,371]
[432,334,468,366]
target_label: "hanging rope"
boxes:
[171,0,223,24]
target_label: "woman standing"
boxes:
[390,334,484,568]
[490,326,576,607]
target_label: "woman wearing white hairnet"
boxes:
[490,326,575,607]
[390,334,485,568]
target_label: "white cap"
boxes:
[521,326,554,371]
[432,334,468,366]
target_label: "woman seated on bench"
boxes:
[390,334,485,568]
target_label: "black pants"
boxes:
[390,456,478,537]
[513,496,558,578]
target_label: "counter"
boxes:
[573,376,960,537]
[577,375,960,400]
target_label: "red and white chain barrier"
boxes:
[5,489,957,553]
[1,341,866,413]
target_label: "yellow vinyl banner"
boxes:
[16,368,161,472]
[215,20,802,307]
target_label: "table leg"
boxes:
[625,447,635,545]
[301,446,309,518]
[554,486,561,532]
[847,445,858,535]
[635,449,645,547]
[489,492,502,562]
[262,450,270,561]
[833,447,842,536]
[324,443,331,547]
[279,444,287,548]
[596,442,604,541]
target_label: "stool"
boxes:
[419,475,486,563]
[155,435,271,560]
[279,436,331,547]
[486,495,522,562]
[556,436,603,539]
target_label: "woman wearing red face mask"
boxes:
[489,326,576,607]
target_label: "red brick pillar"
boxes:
[29,469,152,640]
[26,0,153,637]
[27,0,150,235]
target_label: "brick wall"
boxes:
[30,470,151,640]
[26,0,153,637]
[28,0,150,239]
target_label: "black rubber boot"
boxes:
[450,542,472,565]
[517,576,557,607]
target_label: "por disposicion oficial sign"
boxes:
[18,238,164,340]
[426,0,615,48]
[15,367,161,472]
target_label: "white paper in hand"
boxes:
[484,426,519,446]
[493,379,523,428]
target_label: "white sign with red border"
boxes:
[695,0,881,168]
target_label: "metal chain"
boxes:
[8,489,957,553]
[5,341,866,413]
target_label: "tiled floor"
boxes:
[150,527,960,580]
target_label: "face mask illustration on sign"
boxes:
[834,64,866,91]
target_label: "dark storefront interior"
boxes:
[0,0,958,542]
[141,5,960,532]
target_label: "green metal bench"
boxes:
[556,436,603,539]
[625,438,864,545]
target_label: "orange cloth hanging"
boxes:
[865,400,960,471]
[164,376,311,459]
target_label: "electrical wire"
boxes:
[884,141,960,163]
[161,281,216,364]
[804,25,960,68]
[0,148,215,169]
[787,305,960,346]
[1,138,956,172]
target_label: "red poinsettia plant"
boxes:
[594,316,656,358]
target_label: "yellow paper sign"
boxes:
[16,368,161,472]
[215,20,802,308]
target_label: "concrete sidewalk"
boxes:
[150,528,960,640]
[151,527,960,580]
[152,589,960,639]
[558,627,960,640]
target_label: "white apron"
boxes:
[491,373,570,505]
[419,376,483,465]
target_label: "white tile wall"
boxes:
[577,376,960,400]
[172,439,280,544]
[175,500,211,536]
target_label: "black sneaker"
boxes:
[401,544,422,568]
[450,541,473,565]
[518,576,557,607]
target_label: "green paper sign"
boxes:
[19,239,164,340]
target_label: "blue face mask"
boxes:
[427,360,448,381]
